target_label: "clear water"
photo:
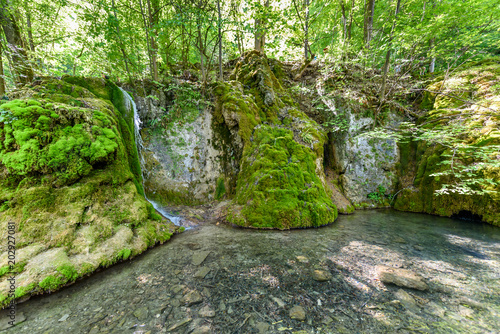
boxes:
[6,210,499,333]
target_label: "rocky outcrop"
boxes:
[394,60,500,226]
[332,107,401,206]
[0,77,180,307]
[215,51,337,229]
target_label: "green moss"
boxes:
[39,274,66,291]
[395,61,500,226]
[117,248,132,260]
[215,52,337,229]
[229,126,337,229]
[215,177,226,200]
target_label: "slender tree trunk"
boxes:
[147,0,159,81]
[347,0,354,41]
[0,0,33,85]
[429,38,436,73]
[304,0,309,60]
[217,0,223,80]
[364,0,375,49]
[379,0,401,104]
[0,42,5,95]
[110,0,132,82]
[254,0,269,52]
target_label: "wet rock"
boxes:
[296,256,309,263]
[394,289,418,312]
[414,245,424,251]
[322,315,333,324]
[182,290,203,306]
[255,321,270,333]
[458,305,474,318]
[289,305,306,321]
[425,301,446,317]
[192,251,211,266]
[133,306,149,321]
[192,325,211,334]
[194,267,211,279]
[377,266,428,291]
[58,314,70,322]
[167,317,192,331]
[171,284,185,294]
[312,269,332,282]
[271,296,285,308]
[199,305,215,318]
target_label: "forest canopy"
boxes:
[0,0,499,90]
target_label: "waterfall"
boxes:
[119,87,181,226]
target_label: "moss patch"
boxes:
[395,60,500,226]
[0,78,181,307]
[215,51,337,229]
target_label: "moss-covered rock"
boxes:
[0,78,181,307]
[395,60,500,226]
[214,51,337,229]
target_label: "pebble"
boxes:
[289,305,306,321]
[133,306,149,321]
[167,318,192,331]
[271,296,285,308]
[199,305,216,318]
[58,314,70,322]
[192,251,211,266]
[312,269,332,281]
[194,267,211,279]
[192,325,211,334]
[394,289,418,312]
[296,256,309,263]
[182,290,203,306]
[255,321,270,333]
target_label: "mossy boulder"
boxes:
[395,60,500,225]
[214,51,337,229]
[0,78,181,307]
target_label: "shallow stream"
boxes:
[3,210,499,333]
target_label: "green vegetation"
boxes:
[215,52,337,229]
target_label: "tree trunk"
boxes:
[147,0,159,81]
[379,0,401,104]
[254,0,269,52]
[304,0,309,60]
[217,0,223,80]
[364,0,375,48]
[110,0,132,83]
[0,0,33,85]
[429,38,436,73]
[0,42,6,95]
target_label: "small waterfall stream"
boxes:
[119,87,181,226]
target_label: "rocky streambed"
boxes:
[1,210,499,333]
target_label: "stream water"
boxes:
[119,88,183,227]
[3,210,499,333]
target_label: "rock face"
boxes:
[394,60,500,226]
[378,266,428,291]
[0,77,180,307]
[333,107,401,206]
[141,109,225,205]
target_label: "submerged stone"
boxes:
[378,266,428,291]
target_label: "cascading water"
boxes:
[119,87,182,226]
